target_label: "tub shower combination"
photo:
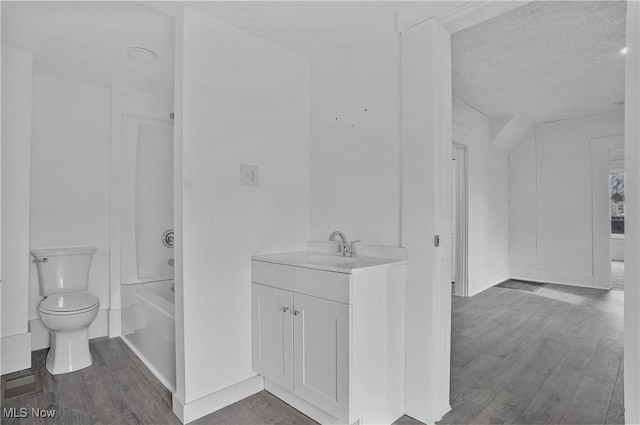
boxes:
[119,114,176,391]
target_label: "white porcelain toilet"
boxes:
[31,246,100,375]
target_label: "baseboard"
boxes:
[510,271,608,290]
[172,375,264,424]
[1,332,32,375]
[404,401,452,425]
[264,379,344,424]
[468,267,511,297]
[29,308,110,351]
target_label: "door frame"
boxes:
[400,1,640,423]
[590,134,624,289]
[452,142,469,297]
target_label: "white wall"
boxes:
[624,2,640,420]
[310,38,401,246]
[1,45,33,374]
[453,99,510,295]
[401,19,453,424]
[510,110,625,287]
[29,74,111,347]
[175,7,309,422]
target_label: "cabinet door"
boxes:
[293,293,350,420]
[252,283,294,392]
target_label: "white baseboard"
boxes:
[510,270,607,290]
[1,332,32,375]
[264,379,344,424]
[172,375,264,424]
[29,308,110,351]
[468,267,511,297]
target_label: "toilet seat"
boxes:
[40,292,99,316]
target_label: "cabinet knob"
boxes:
[282,306,289,313]
[294,310,300,316]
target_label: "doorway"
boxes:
[452,142,468,297]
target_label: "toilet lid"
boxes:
[40,292,99,314]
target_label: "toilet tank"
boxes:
[31,246,97,296]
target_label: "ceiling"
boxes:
[0,0,465,96]
[4,0,623,139]
[1,1,175,96]
[182,1,464,60]
[452,0,626,138]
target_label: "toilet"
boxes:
[31,246,100,375]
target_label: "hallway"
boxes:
[440,282,624,424]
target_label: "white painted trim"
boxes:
[108,87,123,318]
[509,277,610,291]
[172,375,264,424]
[589,134,624,151]
[453,123,474,140]
[265,379,347,425]
[610,159,625,170]
[1,332,31,374]
[467,268,511,297]
[452,142,469,297]
[397,1,530,34]
[589,135,624,290]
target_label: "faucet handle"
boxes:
[347,240,361,257]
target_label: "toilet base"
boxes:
[46,328,93,375]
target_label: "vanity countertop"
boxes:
[251,250,406,274]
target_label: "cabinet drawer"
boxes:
[252,260,351,304]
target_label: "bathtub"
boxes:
[121,280,175,392]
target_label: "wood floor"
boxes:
[441,282,625,425]
[1,282,624,425]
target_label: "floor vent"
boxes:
[1,369,42,401]
[496,279,546,292]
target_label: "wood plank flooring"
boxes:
[1,282,624,425]
[438,282,625,425]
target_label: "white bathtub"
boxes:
[121,280,175,392]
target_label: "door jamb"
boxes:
[452,142,469,297]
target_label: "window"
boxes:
[610,172,625,235]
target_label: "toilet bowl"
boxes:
[39,292,100,374]
[31,246,99,375]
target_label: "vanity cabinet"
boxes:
[252,283,349,419]
[251,254,406,425]
[251,283,294,391]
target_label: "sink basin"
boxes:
[302,255,358,266]
[252,251,405,273]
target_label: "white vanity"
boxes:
[251,246,406,425]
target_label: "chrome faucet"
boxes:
[329,231,348,256]
[345,240,361,258]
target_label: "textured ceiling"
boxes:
[1,1,175,96]
[452,1,626,126]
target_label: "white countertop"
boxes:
[251,250,406,274]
